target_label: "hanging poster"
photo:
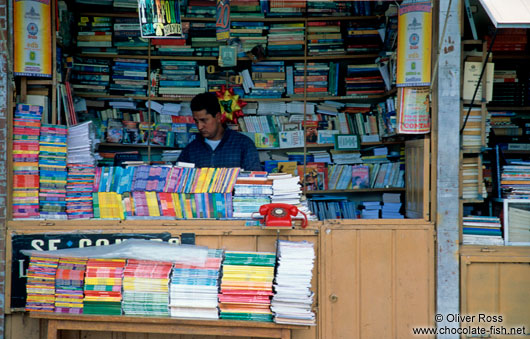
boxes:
[396,1,432,87]
[138,0,182,38]
[13,0,52,77]
[216,0,230,41]
[397,87,430,134]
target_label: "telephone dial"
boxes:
[258,203,308,228]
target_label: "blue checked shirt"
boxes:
[177,128,262,171]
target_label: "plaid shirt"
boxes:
[177,128,262,171]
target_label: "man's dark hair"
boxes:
[190,92,221,117]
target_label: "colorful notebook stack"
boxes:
[122,259,173,316]
[169,249,223,319]
[39,124,68,219]
[25,256,59,312]
[219,251,276,322]
[271,240,316,325]
[93,192,125,219]
[54,258,87,314]
[66,164,96,219]
[83,259,126,315]
[12,104,42,219]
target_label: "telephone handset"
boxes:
[258,203,308,228]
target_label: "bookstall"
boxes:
[458,0,530,329]
[4,0,437,338]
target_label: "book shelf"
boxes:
[7,0,428,222]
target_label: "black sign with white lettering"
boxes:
[10,232,193,309]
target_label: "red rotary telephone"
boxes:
[258,203,308,228]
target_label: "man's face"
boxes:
[192,109,223,140]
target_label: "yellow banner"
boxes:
[396,1,432,87]
[14,0,52,77]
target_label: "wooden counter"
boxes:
[30,313,308,339]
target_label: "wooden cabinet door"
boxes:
[461,246,530,337]
[319,222,435,339]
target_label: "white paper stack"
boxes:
[258,102,287,115]
[67,121,97,165]
[268,173,302,205]
[271,240,316,325]
[286,101,316,114]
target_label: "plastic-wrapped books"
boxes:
[169,249,223,319]
[122,259,172,316]
[271,240,316,325]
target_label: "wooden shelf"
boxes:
[79,53,379,62]
[257,144,335,151]
[460,198,485,203]
[80,13,381,22]
[98,143,176,149]
[306,188,405,194]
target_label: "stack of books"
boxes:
[307,21,344,56]
[186,0,216,18]
[250,61,286,98]
[232,171,272,218]
[66,164,96,219]
[169,249,223,319]
[157,60,205,98]
[381,193,403,219]
[83,259,126,315]
[462,157,487,200]
[231,21,267,53]
[76,16,114,55]
[293,63,330,96]
[307,1,353,16]
[268,0,305,17]
[461,107,490,149]
[39,124,68,220]
[267,23,305,57]
[153,23,192,56]
[189,22,220,56]
[501,161,530,199]
[54,258,87,314]
[110,58,148,96]
[462,215,503,246]
[345,20,383,54]
[219,251,276,322]
[113,18,147,55]
[122,259,173,316]
[12,104,42,219]
[71,57,111,96]
[25,256,59,312]
[271,240,316,325]
[345,63,386,96]
[361,201,382,219]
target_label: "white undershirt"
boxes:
[205,138,222,150]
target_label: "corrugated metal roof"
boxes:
[479,0,530,28]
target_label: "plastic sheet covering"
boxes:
[21,239,209,266]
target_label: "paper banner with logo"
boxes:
[396,1,432,87]
[138,0,182,38]
[397,87,430,134]
[216,0,230,41]
[13,0,52,77]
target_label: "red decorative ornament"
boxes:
[215,85,246,124]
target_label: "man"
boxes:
[177,92,262,171]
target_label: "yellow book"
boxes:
[201,167,216,193]
[184,194,194,219]
[172,193,184,219]
[84,277,122,285]
[146,191,160,217]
